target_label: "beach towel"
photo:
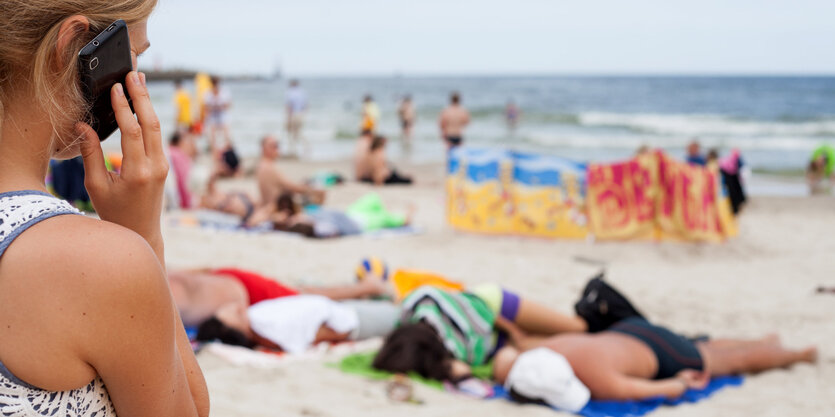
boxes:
[167,210,422,238]
[335,352,744,417]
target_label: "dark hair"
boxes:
[364,94,373,102]
[450,92,460,104]
[370,135,387,151]
[222,147,240,172]
[508,388,548,406]
[372,322,453,381]
[195,317,256,349]
[360,129,373,136]
[211,76,220,87]
[174,79,182,88]
[169,131,182,147]
[276,192,299,216]
[707,148,719,161]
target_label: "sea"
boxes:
[142,75,835,172]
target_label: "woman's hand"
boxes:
[78,71,168,261]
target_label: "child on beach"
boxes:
[0,1,208,415]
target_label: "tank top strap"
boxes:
[0,190,81,259]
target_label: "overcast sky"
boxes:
[143,0,835,76]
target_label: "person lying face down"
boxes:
[372,285,591,381]
[195,295,401,353]
[170,266,393,328]
[491,318,818,412]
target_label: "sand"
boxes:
[165,158,834,417]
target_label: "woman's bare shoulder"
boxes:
[1,214,168,310]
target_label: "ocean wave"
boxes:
[522,132,823,152]
[574,112,835,137]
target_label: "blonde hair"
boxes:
[0,0,157,145]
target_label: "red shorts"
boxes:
[213,268,299,305]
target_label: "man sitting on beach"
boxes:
[439,92,470,149]
[355,135,413,185]
[256,135,326,206]
[491,318,817,412]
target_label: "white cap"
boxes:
[504,348,591,413]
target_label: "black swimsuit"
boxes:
[607,317,704,379]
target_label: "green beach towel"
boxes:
[333,351,493,390]
[346,193,407,231]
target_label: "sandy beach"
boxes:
[166,158,833,417]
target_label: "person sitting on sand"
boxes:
[169,131,197,209]
[214,138,242,178]
[258,192,414,238]
[491,318,817,411]
[807,144,835,194]
[355,135,413,185]
[257,135,325,206]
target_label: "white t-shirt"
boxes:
[247,295,359,354]
[204,89,231,119]
[286,87,307,114]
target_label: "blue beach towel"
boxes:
[491,376,744,417]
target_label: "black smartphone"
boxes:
[78,19,134,141]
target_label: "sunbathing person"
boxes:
[257,135,325,207]
[195,295,401,353]
[356,135,413,185]
[255,192,413,238]
[198,173,261,225]
[490,318,817,411]
[372,284,604,380]
[170,267,388,327]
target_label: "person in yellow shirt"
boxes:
[173,79,193,131]
[361,95,381,132]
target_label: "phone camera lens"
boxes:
[92,40,100,47]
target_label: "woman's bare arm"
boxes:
[77,229,209,416]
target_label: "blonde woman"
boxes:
[0,1,209,416]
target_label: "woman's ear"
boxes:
[55,15,90,67]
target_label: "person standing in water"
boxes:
[173,79,192,132]
[398,95,416,149]
[0,1,209,415]
[204,76,232,154]
[361,95,381,133]
[439,92,470,149]
[505,100,520,133]
[285,79,307,157]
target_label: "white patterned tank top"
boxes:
[0,190,117,416]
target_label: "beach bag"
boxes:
[574,274,644,333]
